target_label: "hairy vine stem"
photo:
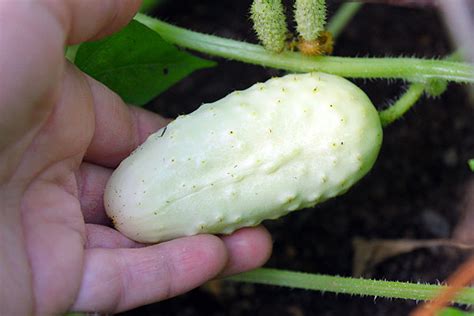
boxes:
[135,14,474,84]
[226,268,474,305]
[379,52,461,126]
[379,83,425,127]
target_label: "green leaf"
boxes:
[75,20,215,106]
[469,159,474,172]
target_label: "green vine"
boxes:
[135,14,474,84]
[380,52,461,126]
[379,84,425,127]
[226,268,474,305]
[135,13,473,127]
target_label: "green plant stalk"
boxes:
[326,2,363,39]
[379,52,462,126]
[379,83,425,127]
[135,14,474,83]
[469,159,474,171]
[226,268,474,305]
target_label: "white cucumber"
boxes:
[105,73,383,243]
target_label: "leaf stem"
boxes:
[135,14,474,83]
[226,268,474,305]
[326,2,364,39]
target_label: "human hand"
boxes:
[0,1,272,314]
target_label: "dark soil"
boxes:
[121,1,474,315]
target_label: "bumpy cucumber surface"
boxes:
[105,73,383,243]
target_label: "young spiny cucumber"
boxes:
[105,73,383,243]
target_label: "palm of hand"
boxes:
[0,1,271,314]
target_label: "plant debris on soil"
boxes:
[120,1,474,315]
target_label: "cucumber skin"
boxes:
[105,73,383,243]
